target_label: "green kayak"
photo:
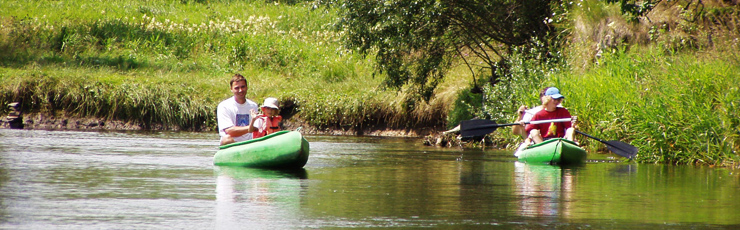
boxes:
[214,130,310,169]
[516,138,586,165]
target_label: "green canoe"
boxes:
[516,138,586,165]
[214,130,310,169]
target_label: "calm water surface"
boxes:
[0,129,738,229]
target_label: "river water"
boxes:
[0,129,738,229]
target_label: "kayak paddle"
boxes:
[460,118,572,138]
[575,130,638,159]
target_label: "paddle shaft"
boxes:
[574,130,609,145]
[474,118,572,130]
[460,118,573,138]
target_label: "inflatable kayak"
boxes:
[516,138,586,165]
[214,130,309,169]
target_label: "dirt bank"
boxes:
[1,112,446,138]
[1,113,143,130]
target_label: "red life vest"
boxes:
[252,115,282,138]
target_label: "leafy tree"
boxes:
[608,0,659,21]
[333,0,559,101]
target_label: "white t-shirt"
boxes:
[217,96,259,143]
[521,106,543,123]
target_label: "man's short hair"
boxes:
[230,74,247,87]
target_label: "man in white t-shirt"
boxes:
[217,74,259,145]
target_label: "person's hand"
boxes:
[517,105,528,116]
[571,116,578,129]
[516,105,528,124]
[249,109,259,124]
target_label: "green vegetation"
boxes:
[1,0,738,166]
[559,48,739,166]
[0,0,455,131]
[477,0,739,166]
[334,0,558,102]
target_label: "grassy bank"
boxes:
[0,0,457,133]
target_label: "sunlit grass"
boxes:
[0,0,451,132]
[554,46,739,166]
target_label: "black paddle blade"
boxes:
[460,119,499,138]
[575,130,638,159]
[604,140,638,159]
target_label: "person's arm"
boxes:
[562,109,573,129]
[217,103,234,137]
[247,116,261,133]
[224,109,259,137]
[245,109,260,133]
[512,105,527,138]
[562,109,575,141]
[224,126,251,137]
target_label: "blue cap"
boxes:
[545,87,565,99]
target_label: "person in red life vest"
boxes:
[525,87,575,144]
[248,97,282,138]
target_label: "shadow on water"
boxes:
[215,166,308,180]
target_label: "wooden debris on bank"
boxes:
[1,102,23,129]
[423,131,463,147]
[423,124,500,148]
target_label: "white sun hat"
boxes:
[261,97,279,109]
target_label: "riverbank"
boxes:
[0,0,461,137]
[1,0,738,167]
[0,111,443,138]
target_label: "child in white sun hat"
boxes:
[248,97,282,138]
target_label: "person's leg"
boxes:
[565,128,575,142]
[514,138,532,157]
[529,129,543,144]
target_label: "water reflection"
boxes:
[609,164,638,176]
[513,162,577,220]
[2,129,739,229]
[214,166,308,229]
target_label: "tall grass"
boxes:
[554,47,739,166]
[553,0,740,166]
[0,0,450,132]
[481,44,739,166]
[0,69,217,130]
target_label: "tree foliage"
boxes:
[334,0,559,101]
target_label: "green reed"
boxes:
[554,47,739,166]
[0,70,217,130]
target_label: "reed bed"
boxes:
[554,47,739,166]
